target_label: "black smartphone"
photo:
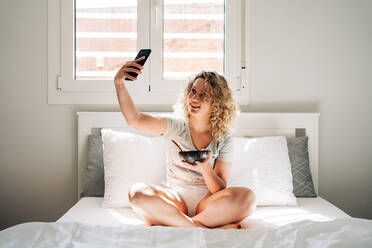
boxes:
[125,49,151,81]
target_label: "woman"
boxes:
[114,57,256,229]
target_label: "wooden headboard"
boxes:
[77,112,320,201]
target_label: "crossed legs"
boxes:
[128,183,256,228]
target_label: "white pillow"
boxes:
[227,136,297,206]
[101,129,167,208]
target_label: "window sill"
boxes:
[47,89,181,105]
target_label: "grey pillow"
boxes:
[286,136,317,197]
[83,135,105,197]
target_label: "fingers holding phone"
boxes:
[114,57,144,84]
[125,49,151,81]
[114,49,151,86]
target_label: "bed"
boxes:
[1,112,371,247]
[58,196,350,229]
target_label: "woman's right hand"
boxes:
[114,57,145,87]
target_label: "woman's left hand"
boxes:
[182,151,212,170]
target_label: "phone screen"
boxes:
[125,49,151,81]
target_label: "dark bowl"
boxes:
[179,150,210,165]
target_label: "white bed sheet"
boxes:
[58,197,350,229]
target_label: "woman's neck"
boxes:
[189,114,210,134]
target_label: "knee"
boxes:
[242,189,257,215]
[227,188,257,214]
[128,183,156,206]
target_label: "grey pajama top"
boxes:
[162,117,234,187]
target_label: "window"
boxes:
[163,1,225,80]
[75,1,138,80]
[48,0,249,104]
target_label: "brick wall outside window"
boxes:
[75,2,224,80]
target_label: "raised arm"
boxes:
[114,57,166,135]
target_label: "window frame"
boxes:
[47,0,249,104]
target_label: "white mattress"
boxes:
[57,197,350,229]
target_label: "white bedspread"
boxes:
[58,197,350,229]
[1,218,372,248]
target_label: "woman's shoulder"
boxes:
[163,116,187,138]
[166,116,186,128]
[215,134,234,162]
[216,134,233,150]
[218,134,233,144]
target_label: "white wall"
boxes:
[0,0,371,230]
[242,0,372,220]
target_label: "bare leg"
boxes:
[128,183,207,228]
[192,187,256,228]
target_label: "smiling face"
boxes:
[178,71,236,142]
[187,78,212,117]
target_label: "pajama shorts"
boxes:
[161,177,211,217]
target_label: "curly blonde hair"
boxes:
[174,71,238,142]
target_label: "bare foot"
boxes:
[213,223,241,229]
